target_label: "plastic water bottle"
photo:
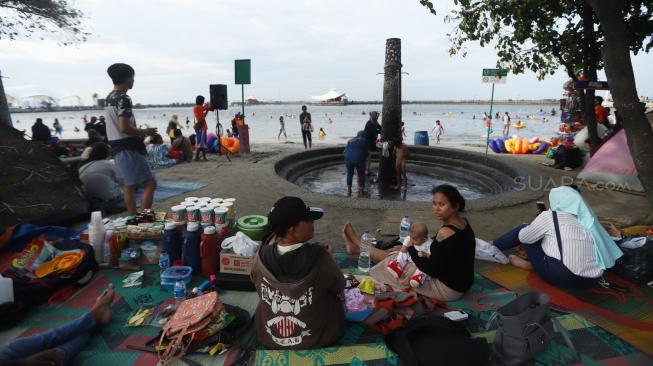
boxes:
[358,230,373,273]
[88,211,105,264]
[159,250,170,276]
[174,280,186,307]
[399,215,411,241]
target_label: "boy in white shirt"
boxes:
[386,222,432,288]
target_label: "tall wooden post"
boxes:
[379,38,402,187]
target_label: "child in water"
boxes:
[393,140,408,190]
[431,120,444,144]
[319,128,326,138]
[386,223,432,288]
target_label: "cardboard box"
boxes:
[220,251,253,275]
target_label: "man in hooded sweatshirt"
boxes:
[251,196,345,349]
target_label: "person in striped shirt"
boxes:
[492,186,622,289]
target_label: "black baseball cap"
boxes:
[268,197,323,236]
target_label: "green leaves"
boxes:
[0,0,88,45]
[418,0,652,81]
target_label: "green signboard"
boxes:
[482,68,508,77]
[235,59,251,85]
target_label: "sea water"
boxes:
[13,103,559,145]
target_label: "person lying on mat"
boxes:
[492,186,622,288]
[0,284,115,366]
[343,184,476,301]
[251,196,345,349]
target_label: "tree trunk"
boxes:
[582,2,600,153]
[0,70,13,128]
[379,38,402,187]
[587,0,653,223]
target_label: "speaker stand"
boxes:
[214,109,232,163]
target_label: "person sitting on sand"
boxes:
[31,118,51,143]
[170,129,193,163]
[80,130,104,161]
[393,140,408,190]
[318,127,326,138]
[251,197,345,350]
[386,222,432,288]
[491,186,622,288]
[343,185,476,301]
[146,133,177,169]
[343,131,369,197]
[0,284,115,366]
[78,143,124,213]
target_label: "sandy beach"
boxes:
[148,141,651,247]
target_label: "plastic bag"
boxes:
[221,232,260,257]
[475,238,509,264]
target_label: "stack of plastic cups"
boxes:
[199,206,214,228]
[213,206,229,237]
[186,205,201,223]
[220,199,236,229]
[170,205,187,223]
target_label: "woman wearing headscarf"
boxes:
[492,186,622,288]
[343,131,369,196]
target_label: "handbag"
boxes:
[158,291,223,365]
[486,291,579,365]
[485,292,553,365]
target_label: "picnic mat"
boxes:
[136,179,207,206]
[2,266,255,366]
[476,259,653,356]
[254,253,652,365]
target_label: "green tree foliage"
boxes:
[0,0,87,127]
[419,0,652,81]
[0,0,87,45]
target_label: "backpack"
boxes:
[0,224,98,329]
[158,291,224,365]
[385,314,490,366]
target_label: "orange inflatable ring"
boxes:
[220,136,240,154]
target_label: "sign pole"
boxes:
[241,84,245,120]
[485,83,495,157]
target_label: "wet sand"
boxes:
[148,141,650,247]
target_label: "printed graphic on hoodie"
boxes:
[260,278,313,346]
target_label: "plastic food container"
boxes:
[160,265,193,289]
[237,215,268,241]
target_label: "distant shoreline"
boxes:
[10,99,558,114]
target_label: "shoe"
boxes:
[386,260,403,279]
[409,273,426,288]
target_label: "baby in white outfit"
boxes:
[386,222,432,288]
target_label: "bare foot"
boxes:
[91,284,114,325]
[23,349,62,366]
[342,223,359,255]
[508,255,534,270]
[346,187,352,197]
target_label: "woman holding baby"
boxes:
[343,184,476,301]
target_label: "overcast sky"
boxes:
[2,0,652,105]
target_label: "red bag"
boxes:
[158,291,223,365]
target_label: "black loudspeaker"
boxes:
[209,84,228,110]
